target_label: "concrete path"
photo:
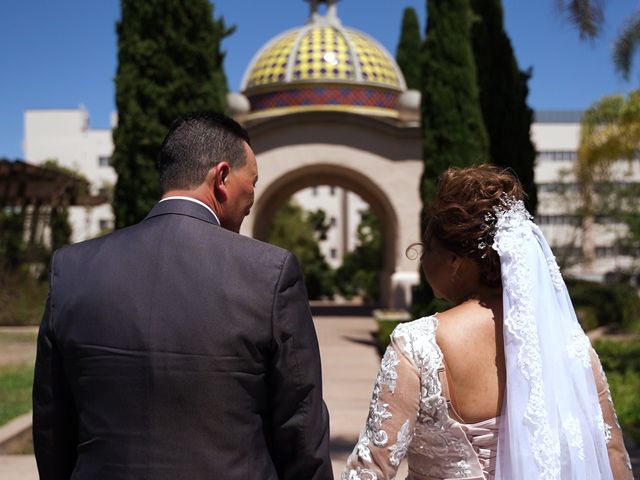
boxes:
[0,456,36,479]
[316,316,408,478]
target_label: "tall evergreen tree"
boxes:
[421,0,488,212]
[415,0,489,315]
[112,0,231,228]
[471,0,537,213]
[396,7,422,90]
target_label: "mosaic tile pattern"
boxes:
[245,30,299,89]
[248,86,399,111]
[244,25,404,91]
[292,27,353,81]
[349,30,401,87]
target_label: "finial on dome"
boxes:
[306,0,341,26]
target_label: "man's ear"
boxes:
[211,162,230,201]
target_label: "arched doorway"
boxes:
[239,113,423,308]
[252,163,397,306]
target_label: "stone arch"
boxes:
[237,111,423,308]
[252,162,398,306]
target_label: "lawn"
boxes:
[0,330,37,427]
[0,362,34,426]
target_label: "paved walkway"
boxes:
[1,317,637,479]
[316,317,409,478]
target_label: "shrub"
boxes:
[374,310,411,355]
[605,369,640,444]
[594,338,640,444]
[565,278,640,332]
[593,338,640,373]
[0,269,48,326]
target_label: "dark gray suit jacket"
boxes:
[33,199,333,480]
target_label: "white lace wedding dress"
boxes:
[342,315,633,480]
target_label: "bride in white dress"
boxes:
[343,165,633,480]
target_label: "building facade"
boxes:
[533,110,640,280]
[23,108,116,243]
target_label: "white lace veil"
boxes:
[492,198,613,480]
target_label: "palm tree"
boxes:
[576,91,640,268]
[558,0,640,79]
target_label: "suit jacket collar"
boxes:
[144,198,221,226]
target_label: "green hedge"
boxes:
[593,338,640,373]
[594,338,640,444]
[565,278,640,333]
[0,270,48,326]
[376,320,403,355]
[374,310,411,355]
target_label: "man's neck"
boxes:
[160,191,220,224]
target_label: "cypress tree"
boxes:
[414,0,489,316]
[396,7,422,90]
[112,0,231,228]
[471,0,537,213]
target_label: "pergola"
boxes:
[0,160,105,257]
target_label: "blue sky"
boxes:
[1,0,637,160]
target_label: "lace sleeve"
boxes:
[589,348,634,479]
[342,337,421,480]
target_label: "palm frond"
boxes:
[577,92,640,213]
[556,0,604,39]
[613,10,640,80]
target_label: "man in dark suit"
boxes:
[33,112,333,479]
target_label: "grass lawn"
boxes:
[0,362,34,426]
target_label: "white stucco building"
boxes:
[23,107,117,243]
[533,110,640,280]
[292,187,368,269]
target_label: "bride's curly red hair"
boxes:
[424,164,526,288]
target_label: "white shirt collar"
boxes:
[159,196,220,224]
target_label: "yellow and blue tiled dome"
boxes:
[240,1,407,118]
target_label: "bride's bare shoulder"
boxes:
[436,302,481,331]
[435,301,500,347]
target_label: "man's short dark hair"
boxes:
[158,111,251,192]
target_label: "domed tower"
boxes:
[237,0,423,310]
[229,0,419,122]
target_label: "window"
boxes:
[553,246,582,257]
[99,219,112,231]
[329,185,336,196]
[538,215,626,227]
[594,215,620,225]
[596,247,617,258]
[330,216,337,227]
[312,186,318,196]
[536,151,577,162]
[538,183,579,193]
[98,156,111,167]
[536,215,580,225]
[596,246,640,257]
[330,248,337,259]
